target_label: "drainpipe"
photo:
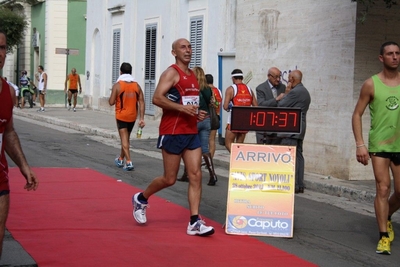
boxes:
[15,45,20,85]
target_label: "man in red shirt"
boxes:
[223,69,258,153]
[132,38,214,236]
[0,30,39,258]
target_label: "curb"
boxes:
[13,109,377,205]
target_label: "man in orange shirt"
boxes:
[64,68,82,112]
[109,62,145,171]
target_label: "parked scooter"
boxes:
[20,85,35,108]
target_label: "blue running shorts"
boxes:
[157,134,201,155]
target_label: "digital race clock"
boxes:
[230,106,302,134]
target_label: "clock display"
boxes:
[230,106,302,134]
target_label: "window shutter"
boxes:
[112,29,121,84]
[145,24,157,115]
[189,16,203,68]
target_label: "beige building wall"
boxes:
[83,0,400,180]
[18,3,33,77]
[44,0,67,90]
[236,0,357,180]
[236,0,400,180]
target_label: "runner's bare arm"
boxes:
[352,78,373,165]
[109,82,120,106]
[3,117,38,190]
[137,84,146,128]
[223,86,234,111]
[64,75,69,91]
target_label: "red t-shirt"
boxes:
[159,64,199,135]
[211,86,222,115]
[232,83,253,106]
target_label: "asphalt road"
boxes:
[3,117,400,267]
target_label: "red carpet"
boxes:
[7,168,316,267]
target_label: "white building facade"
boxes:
[84,0,229,114]
[85,0,400,181]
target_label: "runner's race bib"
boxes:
[182,95,199,106]
[182,95,199,114]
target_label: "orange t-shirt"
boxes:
[115,81,140,122]
[68,74,79,89]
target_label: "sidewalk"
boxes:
[13,106,377,204]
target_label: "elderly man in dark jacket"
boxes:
[278,70,311,194]
[255,67,286,144]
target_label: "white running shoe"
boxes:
[187,219,215,236]
[114,157,124,168]
[132,193,148,224]
[123,161,134,171]
[68,105,71,111]
[73,108,76,112]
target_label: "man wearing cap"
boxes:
[223,69,258,152]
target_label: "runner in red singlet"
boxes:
[131,38,214,236]
[223,69,258,153]
[0,30,39,258]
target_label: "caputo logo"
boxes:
[232,216,247,229]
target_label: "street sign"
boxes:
[55,48,79,56]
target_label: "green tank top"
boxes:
[369,75,400,152]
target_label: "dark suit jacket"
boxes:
[278,83,311,140]
[256,80,286,135]
[256,80,286,107]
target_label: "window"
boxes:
[112,29,121,84]
[145,24,157,115]
[189,16,203,68]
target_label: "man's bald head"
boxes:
[290,70,302,82]
[172,38,190,50]
[288,70,303,87]
[268,67,280,76]
[267,67,281,86]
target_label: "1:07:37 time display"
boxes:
[249,111,297,127]
[230,107,302,133]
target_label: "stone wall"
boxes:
[236,0,358,179]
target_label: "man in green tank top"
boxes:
[352,41,400,255]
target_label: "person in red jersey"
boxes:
[132,38,214,236]
[223,69,257,153]
[0,29,39,259]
